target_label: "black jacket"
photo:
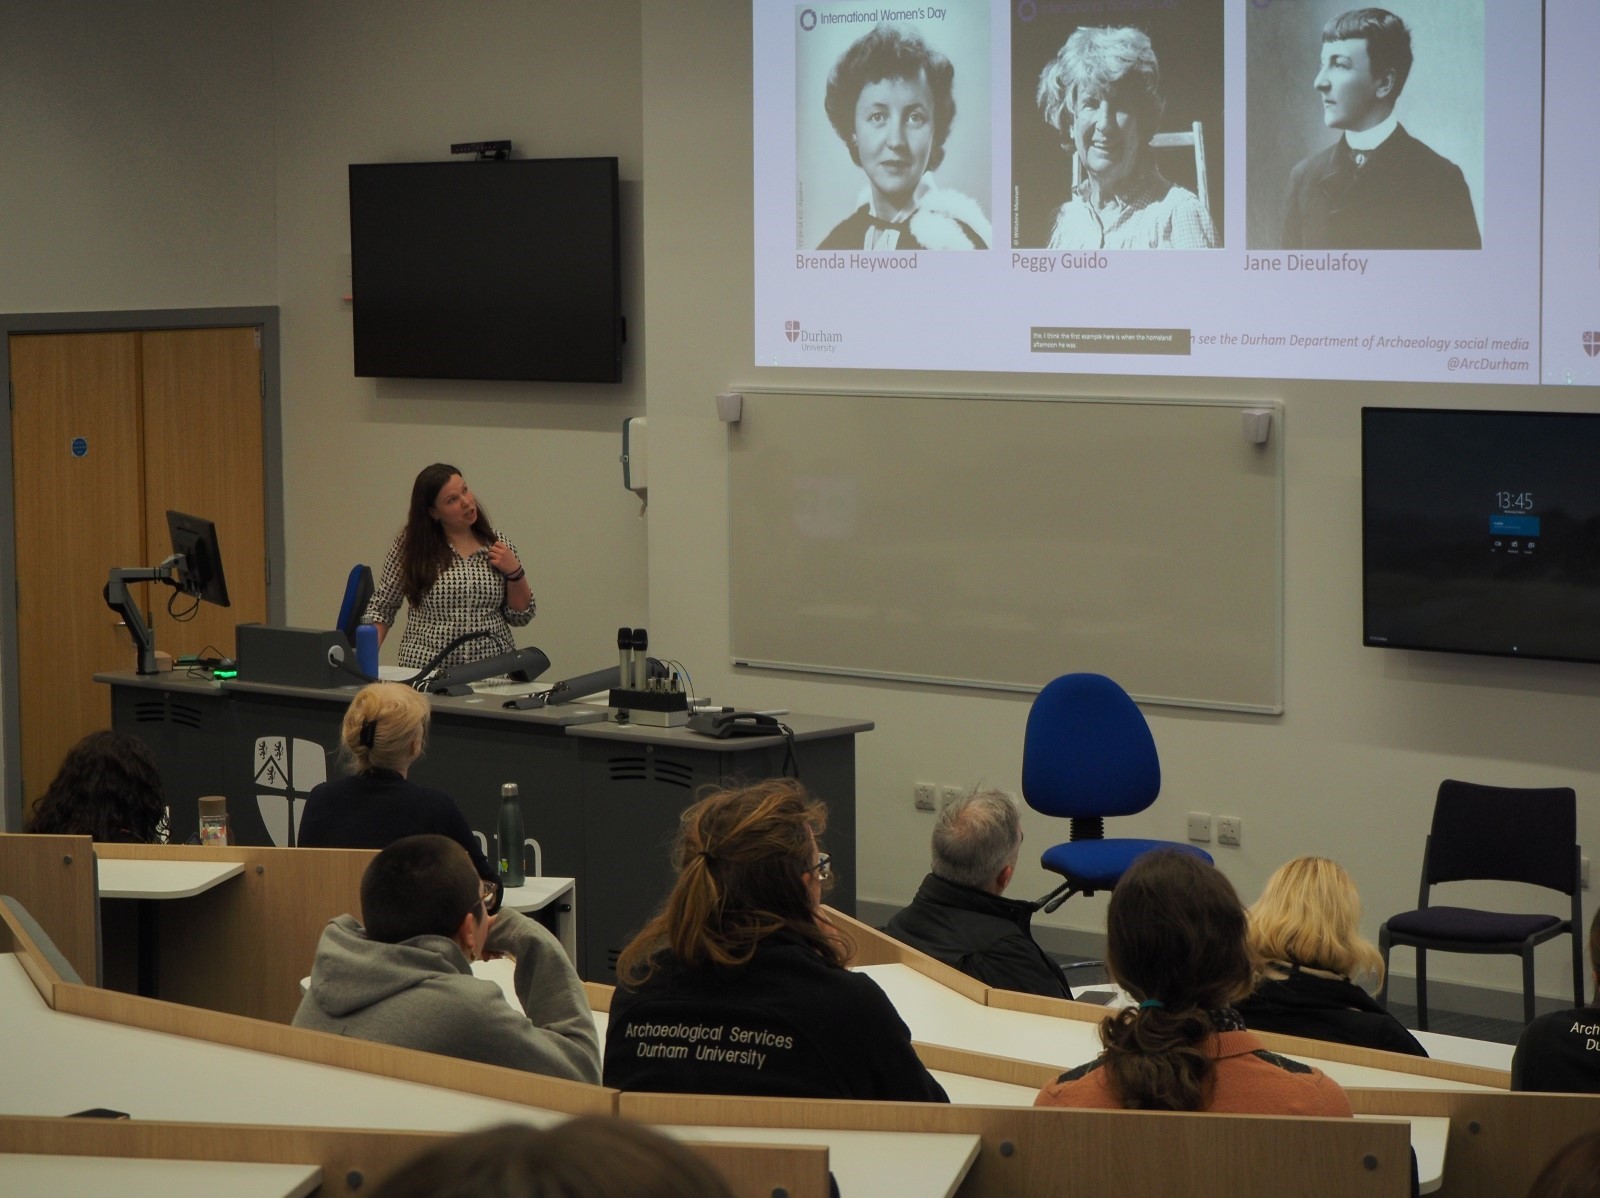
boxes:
[1512,1006,1600,1093]
[604,932,948,1103]
[1236,965,1427,1057]
[1280,125,1481,251]
[885,873,1072,999]
[297,769,496,882]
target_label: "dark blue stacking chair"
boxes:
[1022,672,1212,913]
[1377,779,1582,1030]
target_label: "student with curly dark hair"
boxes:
[817,24,988,250]
[604,778,947,1102]
[1035,849,1351,1114]
[24,730,165,843]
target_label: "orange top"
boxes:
[1035,1029,1353,1117]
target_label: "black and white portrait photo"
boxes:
[1247,2,1484,251]
[1011,2,1224,250]
[796,4,991,252]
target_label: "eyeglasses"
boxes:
[480,878,503,916]
[811,852,832,882]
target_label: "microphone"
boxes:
[426,646,552,696]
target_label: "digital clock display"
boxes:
[1495,490,1534,512]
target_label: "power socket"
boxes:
[1187,812,1212,843]
[940,785,965,810]
[913,783,937,812]
[1217,816,1242,847]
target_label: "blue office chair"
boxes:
[337,563,374,646]
[1022,673,1212,912]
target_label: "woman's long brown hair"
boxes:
[615,778,847,986]
[398,462,495,606]
[1098,850,1256,1110]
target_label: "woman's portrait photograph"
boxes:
[796,4,991,252]
[1010,2,1224,250]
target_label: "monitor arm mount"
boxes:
[104,555,188,675]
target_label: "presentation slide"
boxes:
[753,0,1565,386]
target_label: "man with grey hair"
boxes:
[886,788,1072,998]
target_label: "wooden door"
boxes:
[8,327,266,813]
[10,332,148,813]
[141,327,267,661]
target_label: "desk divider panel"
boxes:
[0,1116,831,1198]
[49,980,616,1117]
[0,833,98,985]
[1348,1088,1600,1198]
[729,391,1284,713]
[829,906,991,1002]
[96,842,375,1022]
[621,1092,1411,1198]
[0,898,68,1006]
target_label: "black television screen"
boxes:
[349,157,622,383]
[1362,407,1600,664]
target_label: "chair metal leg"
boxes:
[1415,949,1428,1032]
[1576,926,1588,1009]
[1524,949,1538,1026]
[1376,927,1392,1010]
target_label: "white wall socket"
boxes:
[913,782,937,812]
[1187,812,1212,843]
[940,785,965,810]
[1217,816,1242,847]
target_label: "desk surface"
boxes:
[566,712,874,749]
[0,956,554,1132]
[1078,981,1516,1074]
[859,964,1495,1093]
[96,860,245,900]
[856,962,1476,1194]
[500,877,574,913]
[0,1154,321,1198]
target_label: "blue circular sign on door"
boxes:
[70,437,88,458]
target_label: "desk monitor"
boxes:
[166,511,231,608]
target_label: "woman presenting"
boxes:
[364,463,533,671]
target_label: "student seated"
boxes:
[294,834,599,1083]
[1238,856,1426,1056]
[1035,849,1352,1115]
[1512,909,1600,1093]
[603,778,948,1102]
[886,787,1072,998]
[299,682,499,895]
[368,1117,735,1198]
[24,730,166,843]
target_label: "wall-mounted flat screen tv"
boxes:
[349,157,622,383]
[1363,407,1600,664]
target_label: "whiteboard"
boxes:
[728,391,1283,713]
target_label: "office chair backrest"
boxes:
[1022,673,1160,819]
[1426,779,1578,893]
[338,563,374,647]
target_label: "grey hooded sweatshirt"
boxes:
[293,907,600,1084]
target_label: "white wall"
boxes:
[641,5,1600,1007]
[0,0,276,312]
[269,0,648,673]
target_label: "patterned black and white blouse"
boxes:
[363,529,535,670]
